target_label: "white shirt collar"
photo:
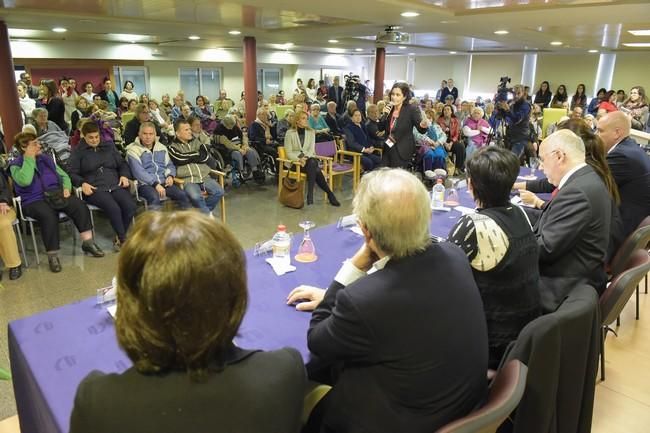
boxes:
[368,256,390,274]
[558,162,587,189]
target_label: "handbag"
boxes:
[37,170,68,210]
[279,177,304,209]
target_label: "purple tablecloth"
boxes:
[8,170,543,433]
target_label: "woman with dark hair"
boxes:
[570,84,587,111]
[40,79,68,132]
[533,81,552,109]
[117,97,130,120]
[587,88,607,116]
[138,93,149,105]
[80,81,95,104]
[98,77,120,113]
[9,132,103,272]
[622,86,649,130]
[120,80,138,101]
[284,110,339,206]
[194,95,218,134]
[599,90,618,113]
[344,109,381,172]
[69,211,306,433]
[550,84,568,108]
[379,82,428,168]
[437,104,466,172]
[305,78,317,103]
[448,146,540,368]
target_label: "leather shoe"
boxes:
[48,255,62,273]
[328,193,341,207]
[82,241,105,258]
[9,265,22,280]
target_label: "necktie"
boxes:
[551,188,559,199]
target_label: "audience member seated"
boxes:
[597,111,650,238]
[277,109,295,144]
[615,89,627,108]
[248,107,279,160]
[17,83,35,118]
[120,80,138,102]
[126,122,190,210]
[30,107,71,165]
[365,104,385,148]
[68,122,136,252]
[308,104,332,142]
[123,103,162,146]
[168,119,224,215]
[31,107,62,135]
[117,97,130,120]
[9,132,104,272]
[550,84,569,108]
[533,129,615,311]
[462,106,491,159]
[340,100,357,129]
[437,105,466,171]
[533,81,552,109]
[328,76,345,115]
[138,94,149,105]
[414,109,447,171]
[288,169,488,433]
[622,86,649,131]
[324,102,344,136]
[69,211,306,433]
[0,172,23,280]
[449,147,540,368]
[284,111,339,206]
[194,95,218,134]
[70,97,90,136]
[170,95,185,122]
[148,98,173,136]
[344,109,381,172]
[159,93,173,117]
[215,115,262,181]
[599,90,618,113]
[570,106,584,120]
[40,79,68,133]
[571,84,588,111]
[587,88,607,116]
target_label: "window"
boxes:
[179,67,222,102]
[113,66,149,95]
[257,68,282,100]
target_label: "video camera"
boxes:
[495,76,512,104]
[344,72,361,103]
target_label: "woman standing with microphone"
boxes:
[379,82,429,168]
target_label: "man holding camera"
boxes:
[496,84,531,159]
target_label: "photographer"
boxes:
[493,84,531,159]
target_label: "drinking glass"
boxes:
[295,221,317,263]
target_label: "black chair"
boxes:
[599,249,650,381]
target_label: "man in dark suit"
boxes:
[534,129,614,312]
[327,76,345,115]
[365,104,385,148]
[324,101,344,136]
[288,169,488,433]
[597,111,650,238]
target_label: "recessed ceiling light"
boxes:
[440,20,458,24]
[401,12,420,17]
[398,46,407,49]
[628,30,650,36]
[449,51,457,54]
[623,42,650,47]
[328,39,339,43]
[228,30,241,35]
[550,41,563,46]
[188,35,201,40]
[588,49,599,53]
[355,48,363,52]
[52,27,67,33]
[494,30,509,35]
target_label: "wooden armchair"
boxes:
[174,170,227,223]
[315,140,360,192]
[276,146,329,201]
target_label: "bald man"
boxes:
[597,111,650,238]
[534,129,615,311]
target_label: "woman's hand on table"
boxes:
[286,285,325,311]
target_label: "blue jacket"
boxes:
[344,123,369,153]
[126,138,176,186]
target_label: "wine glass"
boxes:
[529,156,540,177]
[295,221,317,263]
[444,179,460,207]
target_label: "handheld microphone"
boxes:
[380,102,393,121]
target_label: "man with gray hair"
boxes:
[534,129,614,311]
[290,169,488,433]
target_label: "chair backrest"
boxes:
[541,108,567,138]
[608,217,650,276]
[315,140,337,158]
[435,360,528,433]
[277,146,287,160]
[600,249,650,325]
[120,112,135,125]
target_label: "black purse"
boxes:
[37,171,68,210]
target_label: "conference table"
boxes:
[7,170,542,433]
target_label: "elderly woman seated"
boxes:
[29,107,71,166]
[344,109,381,172]
[414,109,447,172]
[69,211,306,433]
[448,146,541,368]
[308,104,332,142]
[9,132,104,273]
[68,122,136,252]
[194,95,218,134]
[249,107,279,160]
[277,109,295,144]
[214,115,263,183]
[462,106,491,159]
[0,172,23,280]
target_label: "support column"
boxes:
[594,53,616,98]
[373,47,386,103]
[243,36,258,127]
[0,22,22,150]
[521,53,538,89]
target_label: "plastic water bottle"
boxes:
[432,179,445,209]
[272,225,291,267]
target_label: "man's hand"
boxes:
[119,176,130,188]
[498,101,510,111]
[165,176,174,187]
[155,184,166,199]
[63,189,71,199]
[0,202,9,215]
[351,243,378,273]
[519,189,544,209]
[81,182,96,196]
[286,285,326,311]
[377,130,385,137]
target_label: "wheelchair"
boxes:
[209,136,266,187]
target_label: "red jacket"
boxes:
[437,116,460,142]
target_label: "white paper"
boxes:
[107,304,117,319]
[510,195,535,208]
[517,174,537,181]
[349,225,364,236]
[431,206,451,212]
[454,206,477,216]
[265,257,297,276]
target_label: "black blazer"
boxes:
[324,112,343,136]
[70,346,306,433]
[327,85,345,114]
[379,104,427,161]
[607,136,650,238]
[534,165,614,311]
[307,243,488,433]
[45,97,67,132]
[365,118,385,147]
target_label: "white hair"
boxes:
[353,168,431,259]
[544,129,585,162]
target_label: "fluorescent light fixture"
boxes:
[228,30,241,35]
[328,39,339,43]
[114,33,147,43]
[494,30,509,35]
[628,30,650,36]
[408,52,415,55]
[401,12,420,17]
[398,45,407,49]
[449,51,457,54]
[588,49,599,53]
[550,41,563,46]
[188,35,201,40]
[8,28,35,37]
[52,27,67,33]
[355,48,363,52]
[622,42,650,47]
